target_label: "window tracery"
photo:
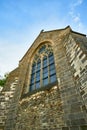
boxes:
[29,43,57,92]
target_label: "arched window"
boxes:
[29,44,57,92]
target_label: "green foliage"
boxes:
[0,78,6,87]
[0,72,9,87]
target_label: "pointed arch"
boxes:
[29,42,57,92]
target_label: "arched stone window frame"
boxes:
[29,42,57,92]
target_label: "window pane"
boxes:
[32,63,36,73]
[49,55,54,60]
[36,70,40,77]
[48,53,54,64]
[37,60,41,71]
[32,69,36,73]
[49,63,55,70]
[49,58,54,64]
[36,81,40,89]
[43,67,48,73]
[50,69,56,75]
[50,74,57,83]
[36,71,40,82]
[36,77,40,82]
[30,78,35,84]
[48,52,53,57]
[31,73,35,79]
[43,72,48,78]
[43,56,47,67]
[32,63,36,68]
[43,78,48,86]
[43,60,47,67]
[37,62,41,67]
[30,84,35,91]
[39,45,46,53]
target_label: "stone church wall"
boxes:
[0,26,87,130]
[15,86,65,130]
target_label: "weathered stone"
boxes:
[0,26,87,130]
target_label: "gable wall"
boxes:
[0,27,87,130]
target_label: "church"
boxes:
[0,26,87,130]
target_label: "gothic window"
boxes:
[29,44,57,92]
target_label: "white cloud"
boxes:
[73,15,80,22]
[69,0,84,31]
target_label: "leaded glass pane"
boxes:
[49,69,56,75]
[43,67,48,73]
[36,81,40,89]
[48,54,54,64]
[32,63,36,73]
[39,45,46,53]
[31,73,35,79]
[43,57,47,67]
[49,63,55,70]
[50,74,57,83]
[36,77,40,82]
[30,78,35,84]
[36,70,40,77]
[30,84,35,91]
[36,70,40,81]
[43,72,48,78]
[37,62,41,71]
[48,52,53,57]
[43,78,49,86]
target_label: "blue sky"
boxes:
[0,0,87,77]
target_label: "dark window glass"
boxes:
[50,74,56,83]
[30,78,35,84]
[30,84,35,91]
[49,54,54,59]
[36,70,40,77]
[37,60,41,71]
[49,63,55,70]
[48,53,54,64]
[36,71,40,82]
[31,73,35,79]
[49,58,54,64]
[39,45,46,53]
[43,78,48,86]
[32,63,36,73]
[43,67,48,73]
[43,57,47,67]
[43,72,48,78]
[36,81,40,89]
[36,77,40,82]
[50,69,56,75]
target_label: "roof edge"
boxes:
[19,26,72,63]
[71,30,86,37]
[19,25,86,63]
[42,25,72,33]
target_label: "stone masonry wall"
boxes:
[62,32,87,129]
[0,77,19,130]
[53,31,87,129]
[64,33,87,109]
[15,85,65,130]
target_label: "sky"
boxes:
[0,0,87,77]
